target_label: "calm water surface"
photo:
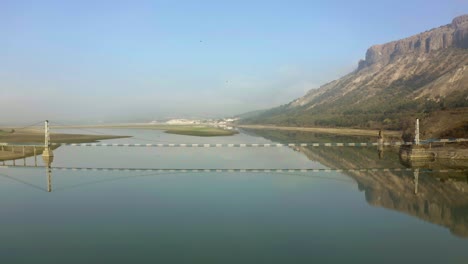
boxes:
[0,128,467,263]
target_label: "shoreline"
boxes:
[4,123,401,138]
[36,123,401,138]
[0,131,129,161]
[0,132,129,144]
[237,124,402,138]
[48,124,237,137]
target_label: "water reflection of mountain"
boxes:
[243,129,468,238]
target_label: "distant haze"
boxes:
[1,0,467,124]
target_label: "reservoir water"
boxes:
[0,128,467,263]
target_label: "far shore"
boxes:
[8,123,402,138]
[48,123,238,137]
[237,124,402,138]
[43,123,401,138]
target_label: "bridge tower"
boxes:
[414,119,420,146]
[42,120,53,192]
[42,120,54,161]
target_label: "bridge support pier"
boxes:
[42,148,53,159]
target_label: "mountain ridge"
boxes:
[240,15,468,137]
[357,15,468,72]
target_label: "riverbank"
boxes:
[50,123,382,137]
[164,126,238,137]
[0,129,129,144]
[0,129,129,161]
[237,125,402,138]
[50,124,238,137]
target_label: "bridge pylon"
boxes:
[42,120,54,163]
[414,119,420,146]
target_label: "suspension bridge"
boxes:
[0,120,467,168]
[1,120,467,148]
[0,120,466,193]
[2,162,465,194]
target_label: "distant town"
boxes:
[151,117,239,130]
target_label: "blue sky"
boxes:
[1,0,467,123]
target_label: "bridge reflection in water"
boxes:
[1,144,468,238]
[2,163,465,193]
[43,153,53,193]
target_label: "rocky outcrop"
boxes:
[289,47,468,110]
[453,15,468,48]
[358,15,468,71]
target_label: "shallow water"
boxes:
[0,128,467,263]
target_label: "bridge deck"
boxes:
[0,138,467,148]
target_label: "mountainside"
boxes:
[241,15,468,137]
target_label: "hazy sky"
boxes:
[1,0,467,124]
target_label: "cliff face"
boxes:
[241,15,468,136]
[359,15,468,71]
[454,15,468,48]
[292,15,468,108]
[292,47,468,107]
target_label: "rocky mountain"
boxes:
[241,15,468,137]
[357,15,468,71]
